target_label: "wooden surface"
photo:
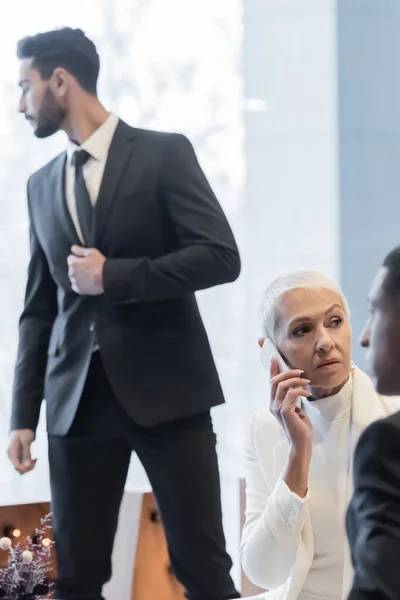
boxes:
[132,493,185,600]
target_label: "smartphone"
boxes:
[260,338,289,374]
[260,338,305,407]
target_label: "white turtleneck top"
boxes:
[298,376,352,600]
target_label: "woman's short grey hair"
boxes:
[259,270,350,343]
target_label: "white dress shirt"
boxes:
[65,112,119,244]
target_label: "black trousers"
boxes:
[48,352,240,600]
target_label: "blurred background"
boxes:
[1,0,400,591]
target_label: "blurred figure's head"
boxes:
[361,246,400,395]
[259,271,352,398]
[17,27,100,138]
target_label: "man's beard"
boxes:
[34,88,65,139]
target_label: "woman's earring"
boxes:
[351,360,355,372]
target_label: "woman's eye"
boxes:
[330,318,342,328]
[293,327,309,337]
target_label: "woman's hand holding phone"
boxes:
[269,358,313,450]
[269,358,313,498]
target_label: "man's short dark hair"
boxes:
[17,27,100,95]
[382,246,400,299]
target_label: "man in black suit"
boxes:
[8,27,241,600]
[346,246,400,600]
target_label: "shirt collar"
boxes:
[67,113,119,164]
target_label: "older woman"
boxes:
[240,271,400,600]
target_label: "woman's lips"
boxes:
[317,360,340,370]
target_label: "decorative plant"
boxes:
[0,514,53,599]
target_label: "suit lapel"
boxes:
[94,120,138,245]
[50,153,81,245]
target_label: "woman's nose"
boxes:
[315,328,335,352]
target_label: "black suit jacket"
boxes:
[346,410,400,600]
[11,121,241,435]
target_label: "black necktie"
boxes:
[72,149,93,246]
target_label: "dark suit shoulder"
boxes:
[362,410,400,443]
[130,125,187,140]
[127,125,190,151]
[29,152,66,186]
[382,408,400,429]
[122,125,193,169]
[355,411,400,470]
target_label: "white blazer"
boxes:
[240,367,400,600]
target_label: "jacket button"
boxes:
[89,323,95,332]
